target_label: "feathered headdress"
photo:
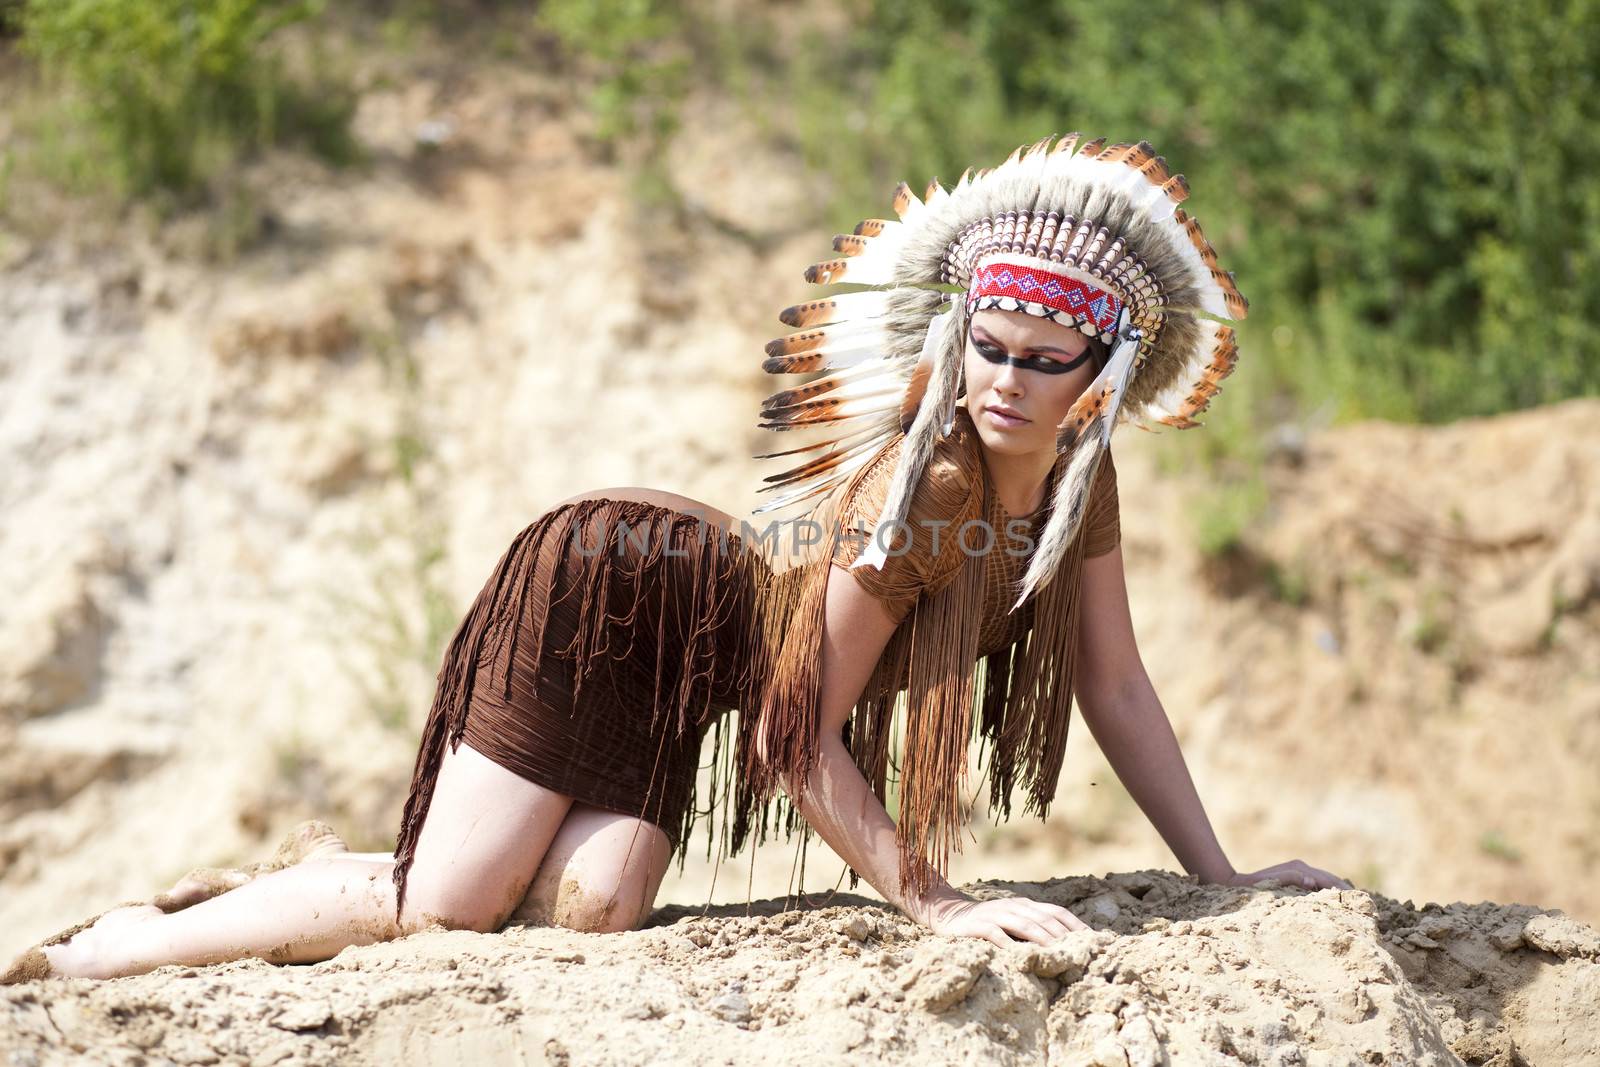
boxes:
[753,134,1247,610]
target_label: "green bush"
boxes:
[17,0,357,200]
[837,0,1600,423]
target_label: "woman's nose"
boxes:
[993,359,1025,394]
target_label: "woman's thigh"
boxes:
[512,804,673,933]
[401,741,575,933]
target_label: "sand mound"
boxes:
[5,873,1596,1065]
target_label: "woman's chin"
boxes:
[974,418,1047,455]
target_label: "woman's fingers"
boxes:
[998,900,1083,944]
[977,923,1012,949]
[1245,861,1356,892]
[1021,904,1081,940]
[998,913,1059,946]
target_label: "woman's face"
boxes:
[961,308,1102,456]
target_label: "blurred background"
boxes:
[0,0,1596,963]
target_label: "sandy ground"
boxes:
[5,873,1598,1066]
[2,40,1598,1066]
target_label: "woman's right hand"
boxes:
[922,893,1090,947]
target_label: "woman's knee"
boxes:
[397,745,576,935]
[513,806,673,934]
[543,880,647,935]
[398,863,522,935]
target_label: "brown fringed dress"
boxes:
[390,407,1119,917]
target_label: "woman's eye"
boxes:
[976,343,1007,362]
[1026,355,1061,370]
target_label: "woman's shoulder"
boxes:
[842,411,985,531]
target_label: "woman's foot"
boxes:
[27,904,166,981]
[152,821,348,913]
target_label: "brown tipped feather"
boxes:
[752,475,844,508]
[762,387,900,422]
[1052,132,1082,156]
[1176,210,1220,266]
[1137,154,1172,187]
[1174,209,1250,318]
[752,422,883,461]
[762,352,830,375]
[1078,137,1106,158]
[853,219,893,237]
[1161,173,1190,204]
[1099,142,1139,165]
[892,181,916,218]
[1167,329,1241,420]
[1025,135,1054,159]
[804,258,851,284]
[753,435,853,461]
[760,440,878,485]
[1204,266,1249,318]
[1222,276,1249,318]
[765,330,830,357]
[761,376,851,411]
[779,300,840,328]
[833,234,870,257]
[1054,382,1113,453]
[759,406,885,431]
[924,178,945,201]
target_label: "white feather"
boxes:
[787,290,893,326]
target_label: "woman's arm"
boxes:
[1073,544,1235,882]
[776,564,1088,944]
[1073,545,1352,891]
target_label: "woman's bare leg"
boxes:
[34,743,573,979]
[152,820,350,913]
[512,804,673,933]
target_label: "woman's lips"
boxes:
[985,406,1029,429]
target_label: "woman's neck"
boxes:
[976,436,1057,520]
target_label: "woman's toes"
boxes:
[1,948,51,985]
[267,820,348,868]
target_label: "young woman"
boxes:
[6,134,1351,984]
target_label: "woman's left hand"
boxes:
[1225,859,1353,891]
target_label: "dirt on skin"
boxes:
[4,872,1598,1067]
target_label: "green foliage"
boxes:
[17,0,357,201]
[844,0,1600,423]
[535,0,689,145]
[1476,829,1523,863]
[543,0,1598,425]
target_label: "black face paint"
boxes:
[973,340,1093,375]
